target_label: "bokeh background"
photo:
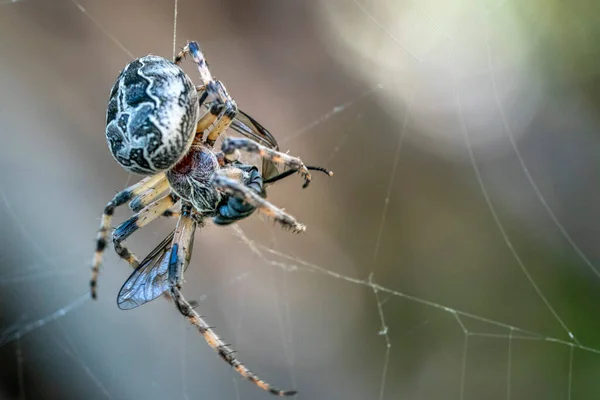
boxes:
[1,0,600,399]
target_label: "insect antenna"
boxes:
[264,166,333,185]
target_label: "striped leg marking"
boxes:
[170,287,297,396]
[91,173,166,299]
[210,171,306,233]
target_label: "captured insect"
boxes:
[90,41,332,396]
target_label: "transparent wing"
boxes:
[230,109,281,181]
[231,110,279,150]
[117,230,175,310]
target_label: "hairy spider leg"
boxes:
[91,173,167,299]
[221,137,313,188]
[170,288,297,396]
[175,41,213,86]
[175,42,238,149]
[129,178,170,212]
[205,99,237,147]
[211,170,306,233]
[111,193,179,270]
[175,42,234,106]
[161,208,181,219]
[129,181,181,219]
[194,98,238,148]
[165,208,297,396]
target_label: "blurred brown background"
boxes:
[1,0,600,399]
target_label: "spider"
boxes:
[90,41,332,396]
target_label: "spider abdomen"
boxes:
[167,144,221,213]
[106,55,199,175]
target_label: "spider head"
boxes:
[105,55,200,175]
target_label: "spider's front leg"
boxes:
[221,137,314,188]
[175,41,237,148]
[199,97,238,148]
[210,169,306,233]
[167,204,296,396]
[91,173,167,299]
[175,41,212,85]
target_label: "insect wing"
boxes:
[233,110,279,149]
[117,230,175,310]
[231,110,281,181]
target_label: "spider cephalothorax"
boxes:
[91,41,332,396]
[166,143,222,213]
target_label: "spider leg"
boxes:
[91,173,166,299]
[169,206,297,394]
[204,97,237,148]
[194,99,238,148]
[174,41,213,86]
[127,178,180,219]
[174,41,237,149]
[211,170,306,233]
[165,207,296,396]
[170,289,296,396]
[111,193,179,270]
[221,137,313,188]
[128,177,170,212]
[161,208,181,219]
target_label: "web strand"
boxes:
[0,294,90,347]
[455,91,578,345]
[280,84,382,145]
[483,12,600,280]
[370,88,414,274]
[68,0,135,59]
[506,328,513,400]
[234,229,600,356]
[172,0,179,60]
[351,0,421,62]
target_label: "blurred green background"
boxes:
[1,0,600,399]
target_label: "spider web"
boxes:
[1,0,600,399]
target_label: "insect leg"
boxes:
[221,137,315,188]
[91,173,166,299]
[210,170,306,233]
[263,166,333,185]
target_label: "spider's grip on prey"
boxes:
[92,39,333,396]
[211,171,307,233]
